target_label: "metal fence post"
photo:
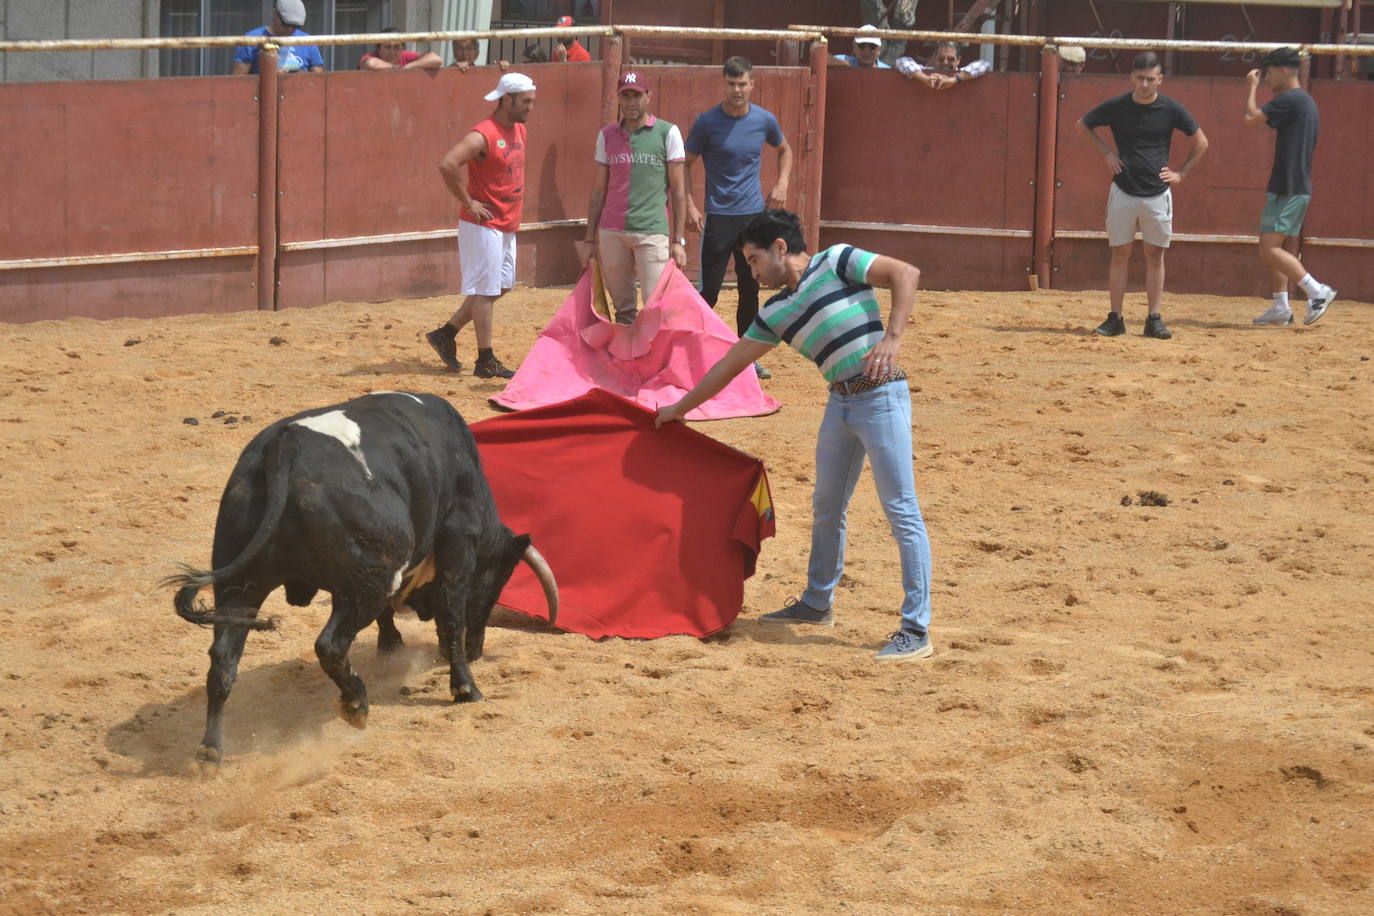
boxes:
[256,46,279,311]
[1034,45,1059,290]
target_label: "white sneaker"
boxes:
[1252,302,1294,326]
[1303,286,1337,326]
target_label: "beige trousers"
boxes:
[598,228,669,323]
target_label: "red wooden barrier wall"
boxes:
[0,77,259,321]
[1,63,1370,323]
[818,69,1039,292]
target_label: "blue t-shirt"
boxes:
[831,55,891,68]
[233,27,324,73]
[684,103,785,216]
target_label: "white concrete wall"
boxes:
[3,0,156,83]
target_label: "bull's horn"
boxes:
[522,544,559,628]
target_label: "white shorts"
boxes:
[1106,183,1173,248]
[457,221,516,296]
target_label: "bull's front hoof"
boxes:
[377,633,404,654]
[340,700,369,729]
[196,745,222,778]
[451,687,484,703]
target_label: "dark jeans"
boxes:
[698,212,762,338]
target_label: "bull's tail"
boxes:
[164,434,298,630]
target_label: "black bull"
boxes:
[166,392,558,772]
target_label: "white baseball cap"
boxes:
[484,72,537,100]
[854,24,882,47]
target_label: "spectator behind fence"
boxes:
[895,41,990,89]
[523,45,550,64]
[452,37,510,73]
[576,72,688,326]
[359,27,442,71]
[231,0,323,74]
[1058,45,1086,74]
[554,15,592,62]
[829,25,891,69]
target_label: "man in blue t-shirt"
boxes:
[684,57,793,378]
[1244,47,1336,327]
[231,0,325,74]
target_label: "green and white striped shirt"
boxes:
[743,244,885,383]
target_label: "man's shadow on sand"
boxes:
[981,318,1258,335]
[104,610,556,778]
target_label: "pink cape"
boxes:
[490,261,781,420]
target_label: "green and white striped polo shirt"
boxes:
[743,244,885,383]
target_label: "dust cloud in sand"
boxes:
[1,286,1371,913]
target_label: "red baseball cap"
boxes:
[617,71,648,93]
[556,15,574,27]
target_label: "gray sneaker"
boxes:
[759,597,833,627]
[1304,285,1337,326]
[874,629,933,662]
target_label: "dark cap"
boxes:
[1261,47,1302,70]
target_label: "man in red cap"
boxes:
[553,15,591,62]
[576,71,688,324]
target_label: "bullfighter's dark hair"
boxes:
[1133,51,1163,72]
[739,209,808,255]
[723,56,753,78]
[1261,47,1302,71]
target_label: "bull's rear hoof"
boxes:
[340,700,369,729]
[196,745,222,778]
[452,687,484,703]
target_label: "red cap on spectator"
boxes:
[556,15,574,27]
[617,71,648,93]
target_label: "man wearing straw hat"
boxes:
[429,73,536,380]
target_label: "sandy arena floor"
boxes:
[0,285,1371,914]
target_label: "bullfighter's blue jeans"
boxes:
[800,381,933,637]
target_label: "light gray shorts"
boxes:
[1106,183,1172,248]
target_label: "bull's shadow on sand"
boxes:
[104,610,556,778]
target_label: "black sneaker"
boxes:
[473,355,515,379]
[1093,313,1126,337]
[425,327,462,372]
[1143,313,1172,340]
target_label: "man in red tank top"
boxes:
[429,72,536,379]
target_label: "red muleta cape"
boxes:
[471,389,775,639]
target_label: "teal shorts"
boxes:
[1259,193,1311,237]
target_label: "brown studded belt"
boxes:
[827,368,908,395]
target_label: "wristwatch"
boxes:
[673,237,687,246]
